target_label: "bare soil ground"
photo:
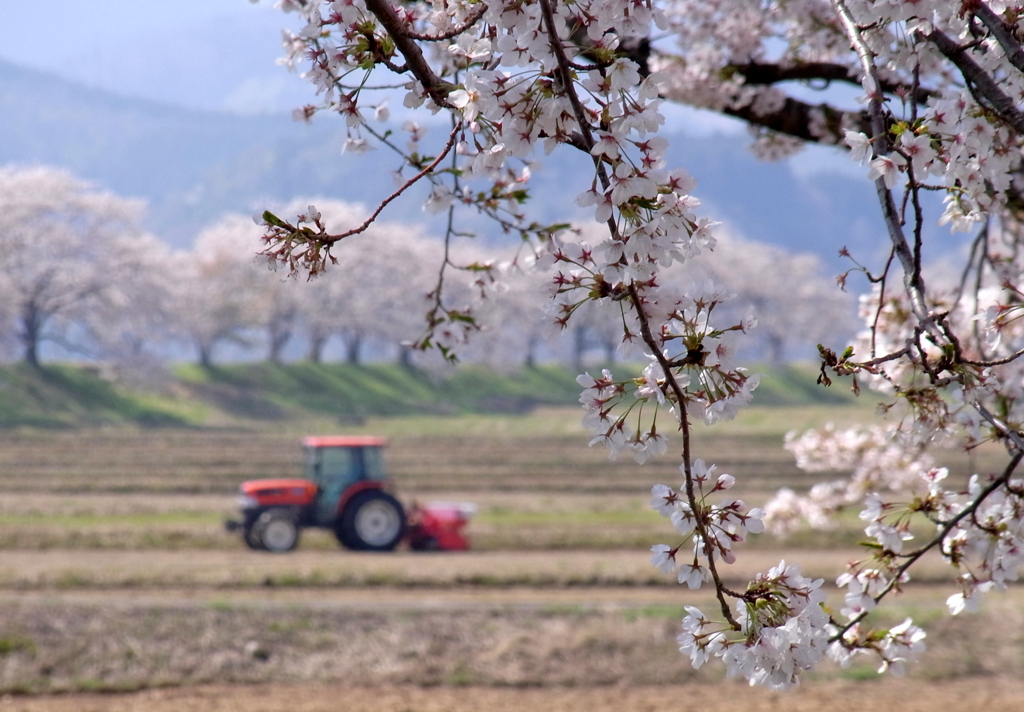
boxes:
[7,678,1024,712]
[1,580,1022,694]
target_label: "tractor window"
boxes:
[361,447,386,481]
[317,446,354,484]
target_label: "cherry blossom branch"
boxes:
[328,125,460,245]
[975,402,1024,452]
[868,246,897,358]
[832,449,1024,642]
[970,3,1024,76]
[402,5,487,41]
[537,0,604,180]
[924,28,1024,135]
[363,0,455,107]
[629,284,742,628]
[833,0,939,340]
[540,0,740,628]
[961,346,1024,368]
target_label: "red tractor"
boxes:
[226,436,408,553]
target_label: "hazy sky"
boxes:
[0,3,748,131]
[1,2,310,113]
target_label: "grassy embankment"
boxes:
[0,360,855,428]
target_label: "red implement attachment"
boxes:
[407,502,475,551]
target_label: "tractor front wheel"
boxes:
[337,491,406,551]
[243,523,263,550]
[253,508,300,553]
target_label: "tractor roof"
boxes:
[302,435,388,448]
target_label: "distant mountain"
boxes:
[0,61,412,247]
[0,59,904,269]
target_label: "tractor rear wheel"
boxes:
[336,491,406,551]
[253,508,300,553]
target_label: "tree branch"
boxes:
[402,5,487,41]
[721,97,869,142]
[325,124,460,245]
[971,3,1024,77]
[925,27,1024,134]
[363,0,455,107]
[832,448,1024,643]
[731,60,937,104]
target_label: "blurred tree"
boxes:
[688,232,855,364]
[0,166,148,367]
[82,231,181,381]
[174,214,265,367]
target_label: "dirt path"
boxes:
[5,678,1024,712]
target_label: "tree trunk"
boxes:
[766,332,786,365]
[307,329,328,363]
[22,340,39,368]
[525,336,539,368]
[19,303,42,368]
[572,325,588,371]
[345,334,363,365]
[198,343,214,368]
[603,338,616,365]
[267,324,292,364]
[398,344,414,369]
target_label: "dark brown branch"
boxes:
[721,97,870,142]
[925,28,1024,134]
[733,60,860,85]
[731,61,938,104]
[323,124,460,245]
[363,0,454,107]
[971,3,1024,76]
[963,346,1024,367]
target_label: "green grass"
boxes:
[0,635,35,656]
[749,364,858,406]
[172,362,583,421]
[0,361,866,429]
[0,364,191,427]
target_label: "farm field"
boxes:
[0,404,1021,710]
[10,678,1024,712]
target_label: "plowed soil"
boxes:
[6,678,1024,712]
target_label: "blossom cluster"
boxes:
[677,562,829,690]
[572,279,759,463]
[762,424,934,535]
[650,458,765,584]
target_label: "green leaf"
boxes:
[262,211,288,228]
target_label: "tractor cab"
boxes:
[303,435,388,526]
